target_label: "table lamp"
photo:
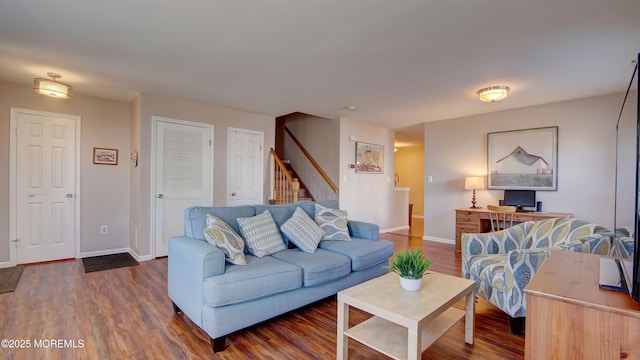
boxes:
[464,176,485,209]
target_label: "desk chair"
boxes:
[487,205,516,231]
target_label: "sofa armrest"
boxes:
[348,220,379,240]
[168,236,226,327]
[503,248,554,317]
[462,223,530,257]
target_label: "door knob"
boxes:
[231,192,237,196]
[28,193,35,197]
[66,193,73,198]
[157,194,164,199]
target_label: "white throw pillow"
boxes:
[203,214,247,265]
[237,210,287,257]
[315,204,351,241]
[280,207,325,253]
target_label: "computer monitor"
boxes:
[503,190,536,211]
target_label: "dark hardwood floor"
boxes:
[0,219,524,359]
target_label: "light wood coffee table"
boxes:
[337,272,475,360]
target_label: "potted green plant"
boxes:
[384,248,433,291]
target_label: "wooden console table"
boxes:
[524,251,640,359]
[454,208,571,252]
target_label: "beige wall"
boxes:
[339,118,397,230]
[132,93,275,258]
[394,145,425,217]
[0,80,131,264]
[423,92,637,242]
[2,78,635,262]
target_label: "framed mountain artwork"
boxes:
[487,126,558,190]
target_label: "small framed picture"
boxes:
[93,147,118,165]
[355,141,384,174]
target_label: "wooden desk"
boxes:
[524,251,640,359]
[454,208,571,252]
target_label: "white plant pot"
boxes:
[399,277,423,291]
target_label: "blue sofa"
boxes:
[167,200,394,353]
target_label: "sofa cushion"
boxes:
[204,214,247,265]
[270,248,351,286]
[237,210,287,257]
[184,206,256,240]
[315,204,351,241]
[319,239,394,271]
[280,207,325,253]
[202,255,303,307]
[466,253,506,290]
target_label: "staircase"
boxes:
[270,118,339,205]
[270,149,315,204]
[280,160,314,202]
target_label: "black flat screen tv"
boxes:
[632,52,640,301]
[503,190,536,211]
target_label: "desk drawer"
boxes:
[458,226,480,236]
[456,211,479,225]
[513,214,533,222]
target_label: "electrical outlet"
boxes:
[100,225,108,235]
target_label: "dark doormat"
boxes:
[0,266,25,294]
[82,253,139,273]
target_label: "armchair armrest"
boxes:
[168,236,226,327]
[559,234,613,256]
[462,223,530,257]
[611,236,635,258]
[347,220,379,240]
[503,247,554,318]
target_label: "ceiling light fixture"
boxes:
[33,72,73,99]
[477,85,509,102]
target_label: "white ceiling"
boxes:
[0,0,638,132]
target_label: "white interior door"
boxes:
[227,128,264,205]
[154,118,213,257]
[13,109,78,264]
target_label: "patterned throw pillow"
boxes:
[280,206,325,253]
[237,210,287,257]
[203,214,247,265]
[314,204,351,241]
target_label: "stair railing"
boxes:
[283,126,338,195]
[269,148,300,204]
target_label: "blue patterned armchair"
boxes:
[614,226,635,258]
[461,217,613,334]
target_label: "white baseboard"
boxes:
[79,248,133,259]
[129,250,153,262]
[380,225,410,233]
[80,248,152,262]
[1,248,151,267]
[0,260,15,269]
[422,236,455,245]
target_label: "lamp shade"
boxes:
[477,86,509,102]
[33,73,73,99]
[464,176,485,190]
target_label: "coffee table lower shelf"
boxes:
[344,307,465,360]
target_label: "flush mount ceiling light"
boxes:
[477,85,510,102]
[33,72,73,99]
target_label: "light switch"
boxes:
[427,176,433,183]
